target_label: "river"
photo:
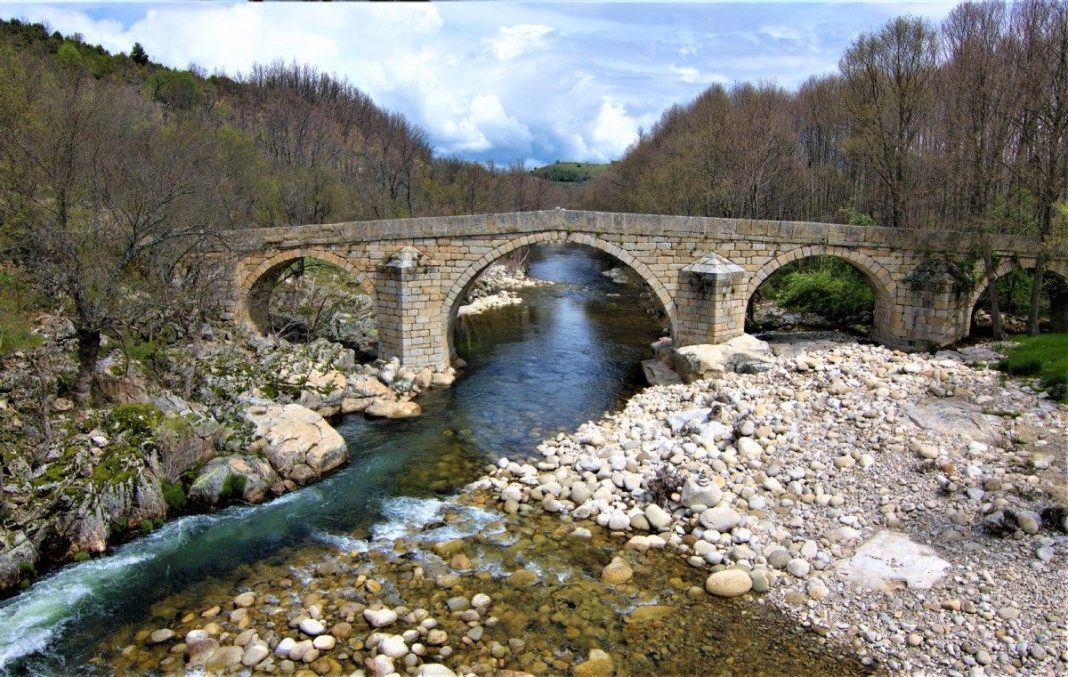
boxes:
[0,244,868,676]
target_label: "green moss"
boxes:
[73,551,91,562]
[90,442,140,487]
[106,403,163,437]
[18,561,36,587]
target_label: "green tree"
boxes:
[130,42,149,66]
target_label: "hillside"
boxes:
[530,161,610,184]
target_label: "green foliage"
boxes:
[146,69,200,110]
[987,268,1063,319]
[839,206,876,226]
[774,258,874,324]
[0,270,44,355]
[17,561,36,588]
[56,41,81,67]
[531,162,608,184]
[138,518,154,535]
[220,474,246,500]
[996,334,1068,402]
[127,338,162,368]
[73,551,91,562]
[161,479,187,511]
[130,42,148,66]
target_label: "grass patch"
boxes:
[0,270,44,355]
[997,334,1068,402]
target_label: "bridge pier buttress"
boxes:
[674,254,747,347]
[375,247,449,371]
[890,266,991,351]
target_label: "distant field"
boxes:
[530,161,610,184]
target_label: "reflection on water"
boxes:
[0,244,664,674]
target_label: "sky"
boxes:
[1,1,957,167]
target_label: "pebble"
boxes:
[378,635,408,658]
[148,629,174,644]
[363,608,398,628]
[786,559,811,578]
[704,569,753,597]
[298,618,325,636]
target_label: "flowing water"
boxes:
[0,245,870,676]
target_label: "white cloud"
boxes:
[483,24,553,61]
[670,64,730,86]
[589,98,639,161]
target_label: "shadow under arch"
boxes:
[967,259,1068,334]
[237,249,374,334]
[745,245,896,341]
[440,232,677,361]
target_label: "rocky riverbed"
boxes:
[95,495,871,676]
[457,264,552,318]
[474,335,1067,675]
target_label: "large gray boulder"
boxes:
[673,335,774,382]
[189,455,279,505]
[0,531,38,590]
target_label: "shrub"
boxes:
[220,474,246,500]
[161,479,187,511]
[138,519,154,535]
[775,261,874,324]
[73,552,91,562]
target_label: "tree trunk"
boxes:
[1027,251,1047,336]
[74,327,101,408]
[982,248,1005,341]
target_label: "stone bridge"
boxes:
[217,209,1067,371]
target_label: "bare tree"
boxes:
[1006,0,1068,334]
[940,1,1015,338]
[0,58,227,406]
[840,16,940,228]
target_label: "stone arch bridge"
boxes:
[217,209,1067,371]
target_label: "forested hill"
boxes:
[589,0,1066,241]
[0,18,565,228]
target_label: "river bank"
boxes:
[0,324,452,596]
[475,334,1068,674]
[0,257,546,595]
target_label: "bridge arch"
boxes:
[236,248,374,334]
[746,245,896,340]
[440,231,677,359]
[967,258,1068,333]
